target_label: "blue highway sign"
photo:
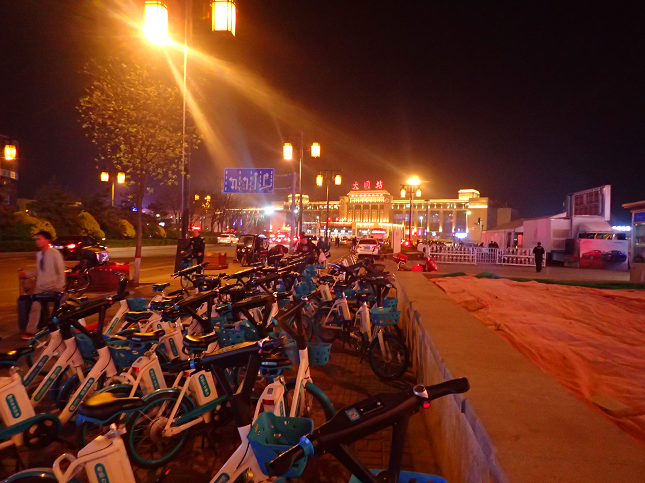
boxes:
[223,168,274,194]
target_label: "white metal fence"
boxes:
[425,246,545,267]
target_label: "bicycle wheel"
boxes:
[313,307,341,343]
[284,381,334,428]
[125,392,196,469]
[2,470,60,483]
[368,332,409,380]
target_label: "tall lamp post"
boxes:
[316,170,342,242]
[144,0,235,240]
[400,176,422,242]
[1,138,18,206]
[283,137,320,236]
[100,171,126,207]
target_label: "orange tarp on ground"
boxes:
[432,276,645,446]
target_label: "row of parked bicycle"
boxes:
[0,251,469,483]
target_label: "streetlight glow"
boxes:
[144,1,169,46]
[311,142,321,158]
[334,174,342,185]
[283,143,293,160]
[400,188,406,198]
[194,194,200,200]
[316,174,323,186]
[3,144,16,161]
[407,176,420,186]
[117,172,126,184]
[415,189,422,197]
[100,172,109,182]
[211,0,236,36]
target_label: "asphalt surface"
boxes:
[0,245,238,338]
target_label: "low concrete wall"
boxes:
[393,270,645,483]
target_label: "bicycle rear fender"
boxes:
[287,378,336,418]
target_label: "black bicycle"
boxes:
[266,378,470,483]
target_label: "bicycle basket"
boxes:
[369,307,401,326]
[349,471,446,483]
[210,316,229,329]
[126,297,148,312]
[248,412,314,478]
[215,328,245,347]
[239,319,260,341]
[107,339,147,371]
[383,297,399,309]
[74,331,98,359]
[307,342,331,366]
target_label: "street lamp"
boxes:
[401,176,422,242]
[144,0,234,242]
[101,171,125,206]
[211,0,236,35]
[143,1,169,46]
[282,136,320,235]
[283,143,293,161]
[316,170,342,242]
[4,144,16,161]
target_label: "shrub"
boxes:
[150,225,166,239]
[119,219,136,239]
[13,212,57,239]
[78,211,105,239]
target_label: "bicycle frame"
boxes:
[29,328,86,408]
[58,344,119,424]
[160,368,222,437]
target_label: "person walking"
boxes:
[335,236,340,248]
[19,231,66,339]
[533,242,545,273]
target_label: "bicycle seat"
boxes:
[124,311,153,322]
[152,282,170,292]
[183,332,219,351]
[78,393,144,422]
[127,328,165,342]
[233,294,274,311]
[0,346,35,365]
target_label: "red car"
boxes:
[581,250,606,260]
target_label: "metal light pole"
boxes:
[400,176,421,242]
[144,0,235,239]
[316,170,342,242]
[283,137,320,237]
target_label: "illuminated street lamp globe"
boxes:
[283,143,293,161]
[316,174,323,186]
[143,1,169,46]
[334,174,342,185]
[311,142,321,158]
[211,0,236,36]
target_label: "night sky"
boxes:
[1,1,644,223]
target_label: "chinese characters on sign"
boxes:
[352,180,384,190]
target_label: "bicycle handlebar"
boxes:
[172,262,209,278]
[266,378,470,477]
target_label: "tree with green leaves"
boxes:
[78,57,199,283]
[28,180,80,237]
[78,211,105,239]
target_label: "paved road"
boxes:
[0,246,351,338]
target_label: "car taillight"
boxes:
[67,244,76,249]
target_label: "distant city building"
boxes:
[206,181,516,244]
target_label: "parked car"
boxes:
[53,236,109,263]
[581,250,606,260]
[355,238,380,259]
[600,250,627,263]
[217,234,238,245]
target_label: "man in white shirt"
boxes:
[19,230,66,339]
